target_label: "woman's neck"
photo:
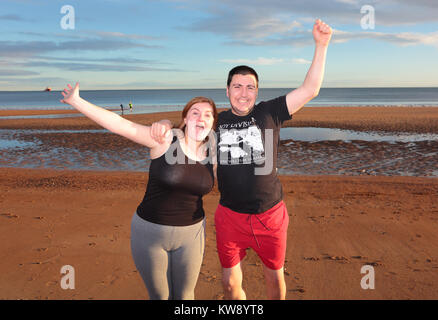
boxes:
[181,134,206,161]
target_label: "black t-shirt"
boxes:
[136,136,214,226]
[216,95,292,213]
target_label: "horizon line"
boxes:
[1,86,438,92]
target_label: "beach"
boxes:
[2,106,438,133]
[1,107,438,300]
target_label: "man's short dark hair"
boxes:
[227,65,259,87]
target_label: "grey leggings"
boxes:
[130,212,205,300]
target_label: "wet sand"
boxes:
[2,106,438,133]
[1,129,438,176]
[1,107,438,300]
[0,109,118,117]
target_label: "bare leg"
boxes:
[221,263,246,300]
[263,265,286,300]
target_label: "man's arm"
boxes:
[286,19,332,115]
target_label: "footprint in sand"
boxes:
[303,256,320,261]
[321,254,350,263]
[364,261,383,267]
[289,286,305,293]
[1,213,19,219]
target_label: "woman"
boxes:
[60,83,218,300]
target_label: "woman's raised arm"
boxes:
[60,82,167,149]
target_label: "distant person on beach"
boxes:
[129,102,133,113]
[120,103,124,115]
[60,84,218,300]
[151,19,332,300]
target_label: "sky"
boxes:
[1,0,438,90]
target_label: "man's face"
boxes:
[227,74,258,116]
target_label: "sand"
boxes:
[1,107,438,300]
[2,106,438,133]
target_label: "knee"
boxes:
[266,276,284,290]
[264,268,285,288]
[222,274,241,293]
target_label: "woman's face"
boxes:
[184,102,215,142]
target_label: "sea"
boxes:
[1,87,438,112]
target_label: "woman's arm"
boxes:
[60,83,165,149]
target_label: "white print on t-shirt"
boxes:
[217,115,274,175]
[218,124,265,165]
[218,127,274,175]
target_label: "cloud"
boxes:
[0,38,159,60]
[220,57,312,66]
[175,0,438,48]
[0,14,25,21]
[0,76,67,85]
[0,69,39,76]
[333,29,438,48]
[22,60,187,72]
[33,55,171,66]
[220,26,438,49]
[94,31,162,41]
[0,29,163,60]
[334,0,359,5]
[220,57,284,66]
[292,58,312,64]
[186,13,303,40]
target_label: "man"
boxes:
[151,19,332,300]
[215,19,332,300]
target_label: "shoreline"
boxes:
[1,106,438,133]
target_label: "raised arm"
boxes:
[286,19,332,115]
[60,82,166,149]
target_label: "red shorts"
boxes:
[214,201,289,270]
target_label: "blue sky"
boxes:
[1,0,438,90]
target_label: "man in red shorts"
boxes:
[215,19,332,300]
